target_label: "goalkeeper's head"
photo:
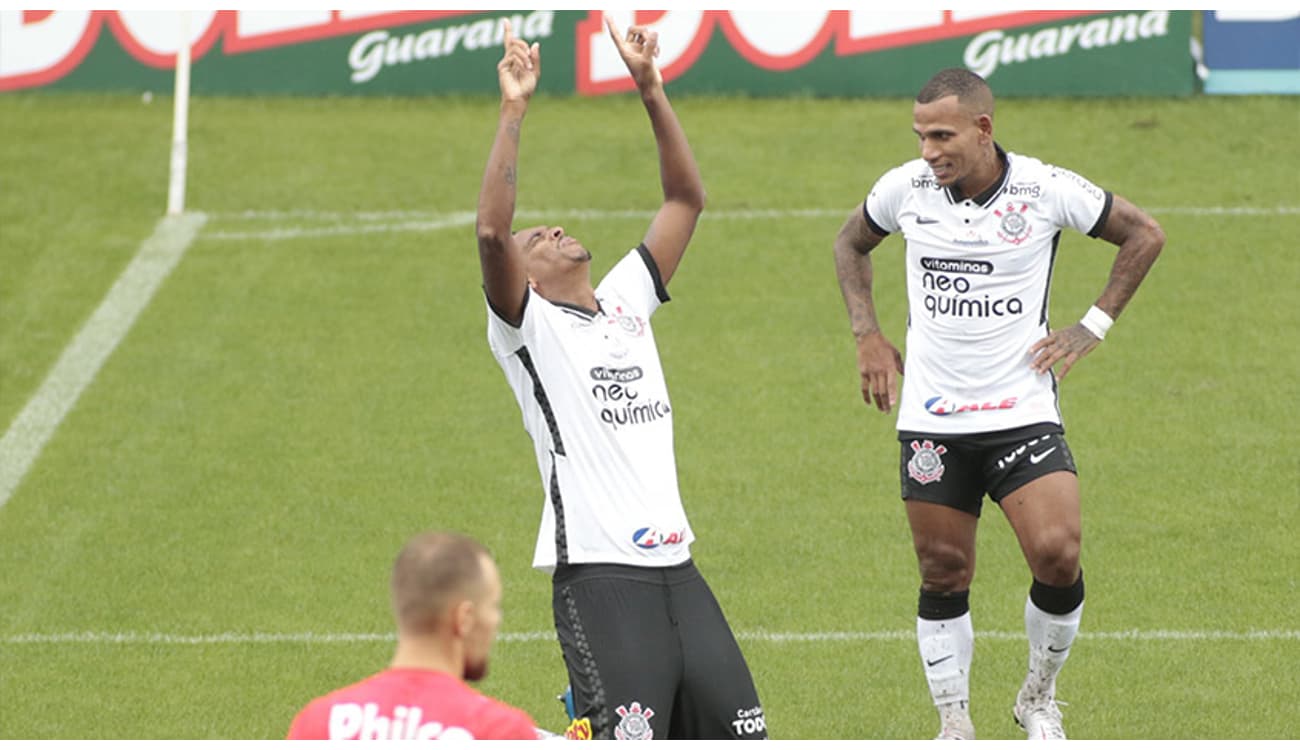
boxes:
[390,531,503,682]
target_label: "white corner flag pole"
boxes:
[166,11,191,216]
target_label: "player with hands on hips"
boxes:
[834,67,1164,740]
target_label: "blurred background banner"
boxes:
[1,9,1197,97]
[1202,11,1300,94]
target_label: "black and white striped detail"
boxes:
[514,346,569,563]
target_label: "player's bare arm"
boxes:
[835,206,904,414]
[1030,194,1165,379]
[476,20,540,326]
[1092,195,1166,318]
[606,16,705,287]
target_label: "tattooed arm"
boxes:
[834,206,905,414]
[1030,195,1165,380]
[476,21,540,326]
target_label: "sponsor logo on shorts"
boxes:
[614,702,655,740]
[925,396,1018,416]
[732,706,766,737]
[907,439,948,485]
[995,434,1056,470]
[632,526,687,549]
[1029,446,1058,464]
[564,717,592,740]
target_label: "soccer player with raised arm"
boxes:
[476,18,766,740]
[834,68,1164,740]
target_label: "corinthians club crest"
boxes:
[995,202,1032,245]
[614,702,655,740]
[908,439,948,485]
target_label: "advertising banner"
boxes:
[1202,11,1300,94]
[1,10,1194,97]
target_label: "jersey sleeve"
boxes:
[863,164,909,236]
[1045,165,1113,238]
[486,286,535,358]
[596,245,669,318]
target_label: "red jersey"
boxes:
[287,667,538,740]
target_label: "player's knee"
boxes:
[915,541,973,590]
[1025,531,1080,586]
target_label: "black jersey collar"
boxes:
[945,143,1010,208]
[554,299,604,319]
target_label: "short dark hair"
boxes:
[916,68,994,116]
[390,531,491,633]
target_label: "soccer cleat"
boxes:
[1013,697,1066,740]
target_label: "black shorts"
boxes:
[552,560,766,740]
[899,422,1077,517]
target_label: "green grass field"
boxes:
[1,90,1298,739]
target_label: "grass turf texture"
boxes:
[1,92,1297,739]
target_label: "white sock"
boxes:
[1022,597,1083,702]
[917,612,974,715]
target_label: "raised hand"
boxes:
[497,19,540,103]
[605,14,662,91]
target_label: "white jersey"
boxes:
[864,146,1112,435]
[487,246,694,572]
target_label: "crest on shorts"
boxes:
[995,202,1032,244]
[908,439,948,484]
[614,702,655,740]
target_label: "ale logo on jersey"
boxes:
[907,439,947,485]
[632,526,686,549]
[925,395,1018,416]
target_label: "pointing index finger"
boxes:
[604,13,622,46]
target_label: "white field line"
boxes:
[200,209,838,241]
[204,205,1300,242]
[203,213,476,241]
[5,629,1298,646]
[217,206,1300,221]
[0,213,208,510]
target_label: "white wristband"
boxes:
[1079,305,1114,340]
